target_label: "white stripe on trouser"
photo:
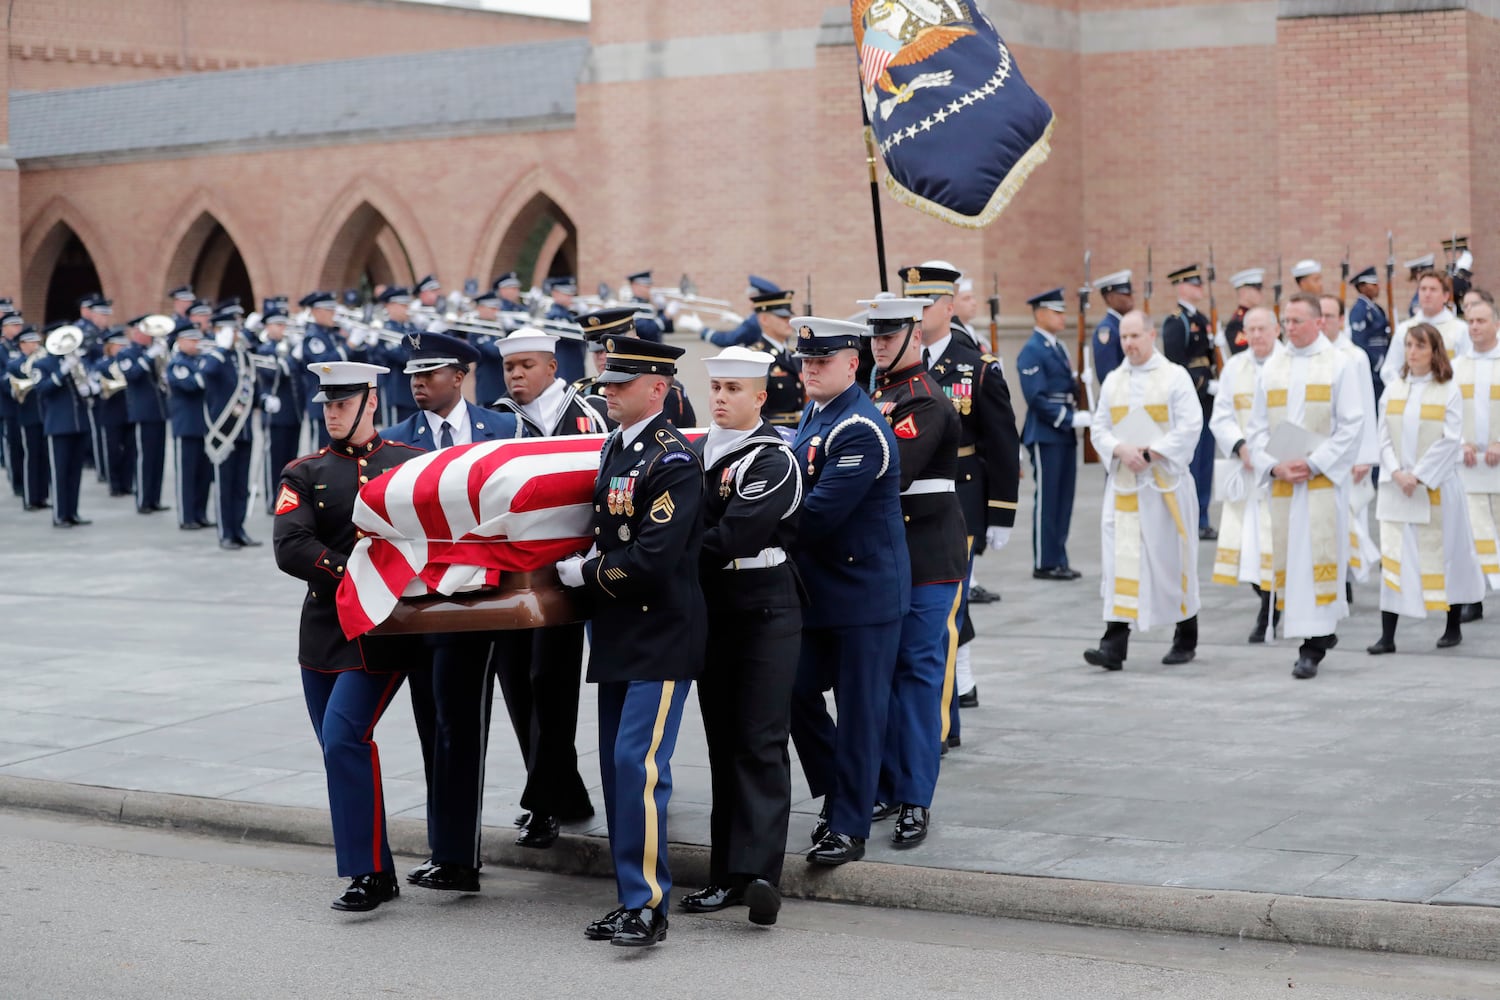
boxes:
[174,440,187,527]
[135,424,145,508]
[954,641,974,695]
[21,431,29,504]
[98,424,111,488]
[217,463,230,542]
[472,641,495,865]
[1032,447,1045,570]
[47,436,61,524]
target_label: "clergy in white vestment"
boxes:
[1208,306,1282,642]
[1082,310,1202,672]
[1366,322,1485,655]
[1455,298,1500,618]
[1319,295,1382,587]
[1380,269,1471,388]
[1244,294,1366,680]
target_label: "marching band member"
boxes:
[1083,310,1202,671]
[1368,323,1484,653]
[167,325,215,530]
[255,309,304,514]
[368,286,419,425]
[89,329,135,498]
[31,325,96,527]
[680,345,802,927]
[201,306,260,549]
[626,270,671,343]
[468,290,511,408]
[119,316,171,514]
[7,326,51,511]
[298,291,352,449]
[1455,297,1500,621]
[544,276,586,384]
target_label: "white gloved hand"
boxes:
[147,342,167,360]
[985,526,1012,551]
[1206,379,1220,397]
[663,300,682,321]
[1072,410,1092,429]
[555,554,586,588]
[214,328,235,351]
[345,327,367,350]
[59,355,76,374]
[263,395,282,415]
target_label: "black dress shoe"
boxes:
[514,811,531,828]
[870,800,898,822]
[219,539,244,551]
[180,521,209,531]
[53,520,75,529]
[585,906,627,941]
[23,503,50,511]
[891,804,929,848]
[1366,639,1395,655]
[1033,567,1079,581]
[1436,632,1463,649]
[1248,622,1268,644]
[679,884,743,913]
[108,489,131,498]
[968,584,1001,604]
[1161,648,1196,665]
[67,517,91,526]
[151,504,172,512]
[1062,567,1082,579]
[1292,656,1319,679]
[807,832,865,866]
[1198,525,1218,540]
[331,871,399,912]
[515,813,560,849]
[406,858,437,884]
[947,734,961,749]
[1461,603,1484,623]
[743,879,781,926]
[809,802,830,845]
[958,686,979,709]
[415,863,480,892]
[1083,648,1123,671]
[611,906,667,947]
[236,535,264,547]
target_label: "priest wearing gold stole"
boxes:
[1454,297,1500,623]
[1319,295,1381,593]
[1367,322,1485,654]
[1208,306,1282,642]
[1244,294,1367,680]
[1083,311,1202,672]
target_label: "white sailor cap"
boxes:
[703,345,775,379]
[1457,250,1474,272]
[955,275,973,294]
[1405,253,1436,271]
[307,360,389,403]
[1291,259,1322,279]
[1093,270,1133,294]
[856,295,927,323]
[1230,268,1265,288]
[497,327,558,358]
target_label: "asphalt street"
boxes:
[1,810,1495,1000]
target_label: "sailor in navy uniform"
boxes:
[368,286,420,425]
[298,291,353,449]
[6,326,50,510]
[1160,264,1218,538]
[1348,265,1391,399]
[677,346,803,927]
[554,335,704,948]
[544,276,587,384]
[626,270,671,343]
[201,308,260,549]
[273,360,427,912]
[167,326,215,529]
[487,327,604,849]
[1223,268,1265,356]
[379,332,519,892]
[786,317,910,867]
[1090,271,1134,382]
[1017,288,1086,579]
[1292,258,1324,296]
[89,329,135,497]
[700,275,783,348]
[118,316,171,513]
[859,296,967,849]
[31,326,95,527]
[255,310,304,514]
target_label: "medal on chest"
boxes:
[806,435,822,477]
[719,466,734,499]
[608,475,638,516]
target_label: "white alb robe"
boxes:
[1381,309,1471,387]
[1332,330,1381,580]
[1455,345,1500,588]
[1209,344,1279,585]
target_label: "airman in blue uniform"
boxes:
[118,315,172,514]
[298,291,354,449]
[367,286,419,425]
[89,329,135,497]
[786,316,910,867]
[544,276,587,384]
[1090,270,1133,383]
[1348,265,1391,399]
[700,275,783,348]
[1017,288,1085,579]
[75,296,109,480]
[167,324,215,529]
[31,325,94,527]
[6,326,50,510]
[626,270,670,343]
[0,310,26,500]
[200,307,259,549]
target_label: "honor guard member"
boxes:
[787,317,909,867]
[274,360,426,911]
[488,327,603,849]
[1160,264,1218,538]
[1,311,26,499]
[1223,269,1265,356]
[118,316,171,513]
[492,271,527,312]
[1017,288,1086,579]
[6,326,50,510]
[167,324,216,529]
[1349,266,1391,399]
[368,287,419,425]
[469,290,513,407]
[701,275,783,348]
[860,296,967,848]
[166,285,196,334]
[90,329,135,497]
[634,311,695,427]
[31,325,95,527]
[739,287,805,427]
[1084,310,1204,671]
[572,307,638,429]
[553,335,705,948]
[255,309,304,513]
[680,346,803,927]
[626,270,672,343]
[906,264,1021,723]
[202,309,260,549]
[1090,271,1134,382]
[381,331,520,891]
[1292,259,1324,296]
[544,276,587,384]
[952,275,985,350]
[298,291,352,448]
[414,273,444,315]
[76,296,109,479]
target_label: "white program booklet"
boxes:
[1213,458,1248,504]
[1348,475,1376,512]
[1376,481,1432,524]
[1460,460,1500,495]
[1112,407,1161,448]
[1266,421,1322,463]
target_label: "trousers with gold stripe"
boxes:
[598,679,692,910]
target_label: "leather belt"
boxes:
[901,478,956,496]
[956,445,976,457]
[725,547,787,570]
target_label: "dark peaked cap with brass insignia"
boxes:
[576,307,639,341]
[598,336,685,383]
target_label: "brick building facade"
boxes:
[4,0,1495,343]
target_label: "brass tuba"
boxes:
[7,350,44,404]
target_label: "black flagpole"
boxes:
[860,73,890,293]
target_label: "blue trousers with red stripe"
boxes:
[302,668,406,878]
[597,679,691,910]
[878,581,962,809]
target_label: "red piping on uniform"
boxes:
[365,672,402,873]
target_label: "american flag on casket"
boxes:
[335,435,609,639]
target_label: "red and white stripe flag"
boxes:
[335,435,608,638]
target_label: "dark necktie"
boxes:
[440,421,454,449]
[922,347,932,369]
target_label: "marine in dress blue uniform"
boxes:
[1017,288,1084,579]
[700,275,782,349]
[166,326,216,529]
[297,291,354,449]
[1090,270,1134,383]
[1348,266,1391,400]
[89,330,135,497]
[254,310,304,514]
[273,360,427,912]
[6,326,50,510]
[117,316,172,513]
[786,317,910,867]
[544,276,587,385]
[1159,264,1218,536]
[200,308,260,549]
[861,296,967,849]
[554,334,704,947]
[0,311,27,499]
[31,325,94,527]
[380,332,521,893]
